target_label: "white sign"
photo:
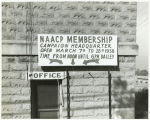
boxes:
[38,34,118,66]
[28,72,66,80]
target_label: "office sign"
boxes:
[38,34,117,66]
[28,72,66,80]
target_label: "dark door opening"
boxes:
[31,80,60,119]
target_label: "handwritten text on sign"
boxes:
[38,35,117,66]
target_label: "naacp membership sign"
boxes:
[38,34,118,66]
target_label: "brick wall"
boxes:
[2,2,138,119]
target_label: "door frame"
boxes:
[30,80,61,118]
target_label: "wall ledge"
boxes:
[2,40,139,56]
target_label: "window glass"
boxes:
[37,84,58,109]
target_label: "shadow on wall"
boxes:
[135,89,148,119]
[62,76,137,118]
[112,77,135,107]
[112,77,135,118]
[41,66,119,71]
[63,77,148,119]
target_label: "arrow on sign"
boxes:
[71,59,75,65]
[29,74,32,77]
[49,59,63,64]
[83,59,99,65]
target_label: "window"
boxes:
[31,80,61,119]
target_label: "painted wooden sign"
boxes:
[38,34,118,66]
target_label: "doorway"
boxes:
[31,80,61,119]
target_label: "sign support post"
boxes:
[108,71,112,119]
[67,70,70,119]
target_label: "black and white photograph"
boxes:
[1,0,149,119]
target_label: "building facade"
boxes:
[2,2,138,119]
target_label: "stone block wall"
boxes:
[2,2,137,42]
[2,56,33,118]
[61,56,136,118]
[2,2,138,119]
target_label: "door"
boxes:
[31,80,60,119]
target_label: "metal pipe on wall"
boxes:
[108,71,112,119]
